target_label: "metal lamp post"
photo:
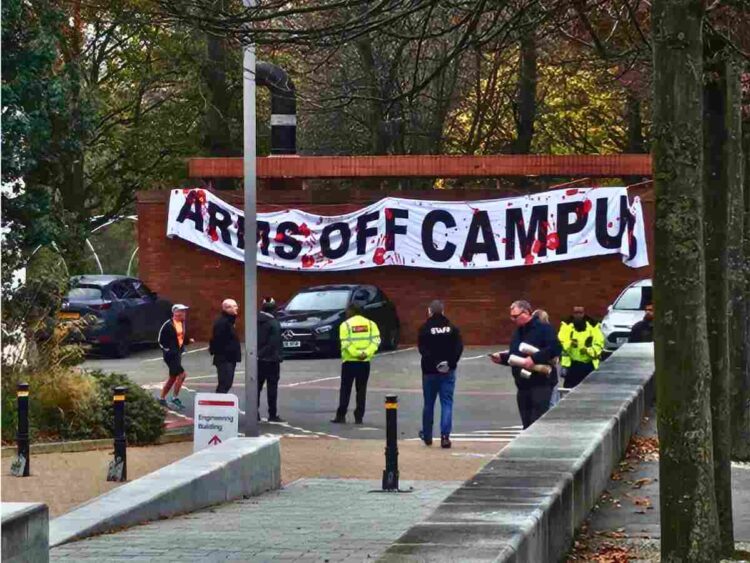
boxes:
[242,0,259,437]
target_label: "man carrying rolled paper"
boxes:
[490,300,562,429]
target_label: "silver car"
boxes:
[601,278,653,354]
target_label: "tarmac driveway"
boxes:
[82,345,523,441]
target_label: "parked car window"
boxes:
[286,290,351,312]
[110,281,137,299]
[352,287,373,305]
[132,280,154,298]
[67,286,102,300]
[614,286,653,310]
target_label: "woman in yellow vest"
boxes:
[558,306,604,389]
[331,304,381,424]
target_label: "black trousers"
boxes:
[516,385,553,429]
[258,361,281,417]
[563,361,595,389]
[336,361,371,421]
[215,362,236,393]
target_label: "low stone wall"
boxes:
[50,436,280,547]
[2,502,49,563]
[382,343,655,562]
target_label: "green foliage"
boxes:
[89,371,165,445]
[1,368,165,446]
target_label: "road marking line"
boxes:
[375,347,416,357]
[461,354,492,361]
[141,346,209,363]
[280,376,340,388]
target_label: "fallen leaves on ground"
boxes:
[632,477,652,489]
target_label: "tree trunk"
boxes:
[732,110,750,461]
[626,92,645,153]
[703,44,735,555]
[201,32,233,158]
[652,0,721,560]
[514,29,537,154]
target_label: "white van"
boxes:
[601,279,652,354]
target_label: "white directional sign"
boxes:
[193,393,239,452]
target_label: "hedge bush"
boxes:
[1,369,165,445]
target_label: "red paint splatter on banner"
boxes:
[182,188,191,194]
[384,234,393,248]
[608,221,613,228]
[501,237,507,244]
[547,233,560,251]
[301,255,315,268]
[531,239,542,254]
[385,208,394,220]
[208,226,219,242]
[373,248,386,265]
[274,232,284,242]
[575,199,593,220]
[460,256,469,266]
[359,260,365,265]
[566,188,579,196]
[299,223,311,237]
[524,254,535,265]
[196,190,207,204]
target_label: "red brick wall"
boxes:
[137,187,654,344]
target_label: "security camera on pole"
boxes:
[242,0,259,437]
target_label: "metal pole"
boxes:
[242,0,259,436]
[108,386,127,482]
[382,395,399,491]
[15,382,30,477]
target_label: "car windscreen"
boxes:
[613,286,652,310]
[285,290,351,312]
[67,286,103,301]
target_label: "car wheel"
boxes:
[387,326,400,350]
[110,324,131,358]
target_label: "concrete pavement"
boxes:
[50,479,461,562]
[81,345,523,442]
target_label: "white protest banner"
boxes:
[167,186,648,271]
[193,393,239,453]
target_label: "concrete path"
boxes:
[50,479,461,562]
[586,410,750,543]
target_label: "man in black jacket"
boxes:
[491,299,562,429]
[258,297,284,422]
[628,303,654,343]
[418,300,464,449]
[157,304,191,410]
[210,299,242,393]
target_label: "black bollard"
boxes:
[107,386,127,482]
[382,395,399,491]
[12,382,30,477]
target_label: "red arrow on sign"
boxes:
[208,435,222,446]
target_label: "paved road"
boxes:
[82,345,522,441]
[51,479,460,562]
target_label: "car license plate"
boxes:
[283,341,301,349]
[58,312,80,321]
[616,337,628,345]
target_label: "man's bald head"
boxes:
[222,299,239,316]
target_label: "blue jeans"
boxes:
[422,371,456,438]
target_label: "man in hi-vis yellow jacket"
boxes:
[331,305,381,424]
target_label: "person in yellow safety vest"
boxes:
[330,304,381,425]
[558,305,605,389]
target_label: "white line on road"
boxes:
[375,347,416,357]
[461,354,493,361]
[141,346,209,363]
[280,376,340,388]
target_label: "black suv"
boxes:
[277,284,400,356]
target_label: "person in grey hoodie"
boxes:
[258,297,284,422]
